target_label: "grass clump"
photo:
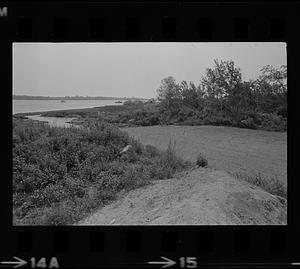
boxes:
[196,153,208,167]
[234,172,287,199]
[13,118,189,225]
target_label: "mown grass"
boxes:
[234,172,287,199]
[13,118,190,225]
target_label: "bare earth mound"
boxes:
[78,167,286,225]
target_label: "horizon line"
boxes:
[13,94,150,99]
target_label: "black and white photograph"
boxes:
[12,42,287,226]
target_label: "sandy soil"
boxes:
[79,167,287,225]
[123,125,287,186]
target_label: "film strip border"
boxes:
[12,15,285,40]
[3,228,296,268]
[15,229,286,253]
[1,1,299,268]
[2,3,292,41]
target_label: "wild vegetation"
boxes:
[12,59,287,225]
[233,172,286,199]
[31,59,287,132]
[156,60,287,131]
[13,118,190,225]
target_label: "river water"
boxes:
[26,115,79,128]
[13,99,124,128]
[13,99,122,114]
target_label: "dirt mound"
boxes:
[78,167,287,225]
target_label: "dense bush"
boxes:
[13,118,190,225]
[123,100,144,106]
[155,61,287,132]
[240,117,256,129]
[196,153,208,167]
[258,113,287,131]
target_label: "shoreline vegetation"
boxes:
[13,59,287,225]
[14,60,287,132]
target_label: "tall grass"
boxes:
[13,118,190,225]
[234,172,287,199]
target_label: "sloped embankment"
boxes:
[79,167,287,225]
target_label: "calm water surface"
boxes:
[13,99,122,114]
[26,115,78,128]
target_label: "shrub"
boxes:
[123,100,144,106]
[258,113,286,131]
[13,118,189,225]
[178,106,197,122]
[240,117,256,129]
[196,153,208,167]
[234,172,287,199]
[276,106,287,118]
[202,115,234,126]
[144,144,160,157]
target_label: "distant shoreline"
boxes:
[13,95,149,101]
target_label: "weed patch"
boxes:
[234,172,287,199]
[13,118,189,225]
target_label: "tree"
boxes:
[201,59,242,115]
[254,65,287,115]
[157,76,182,114]
[224,81,256,122]
[180,81,200,109]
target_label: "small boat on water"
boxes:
[61,100,66,103]
[115,101,122,103]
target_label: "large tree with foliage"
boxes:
[253,65,287,116]
[201,59,242,116]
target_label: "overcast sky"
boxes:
[13,42,286,99]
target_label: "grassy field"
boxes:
[123,125,287,187]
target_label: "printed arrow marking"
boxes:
[148,256,176,268]
[0,256,27,268]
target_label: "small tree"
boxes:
[157,76,182,114]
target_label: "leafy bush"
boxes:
[13,118,189,225]
[202,115,235,126]
[178,106,198,122]
[196,153,208,167]
[144,144,160,157]
[258,113,286,131]
[240,117,256,129]
[123,100,144,106]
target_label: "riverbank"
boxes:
[15,98,287,132]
